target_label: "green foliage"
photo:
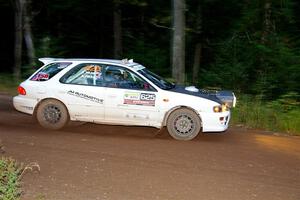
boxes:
[0,157,24,200]
[232,93,300,135]
[199,0,300,100]
[124,39,170,75]
[199,35,256,92]
[35,36,71,59]
[0,74,19,95]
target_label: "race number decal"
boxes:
[124,92,156,106]
[140,93,156,101]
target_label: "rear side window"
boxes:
[60,63,104,86]
[31,62,72,81]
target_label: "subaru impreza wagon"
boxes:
[13,58,236,140]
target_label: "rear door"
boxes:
[58,63,105,121]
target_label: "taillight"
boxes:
[18,86,26,95]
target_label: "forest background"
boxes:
[0,0,299,134]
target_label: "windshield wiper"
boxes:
[164,84,175,90]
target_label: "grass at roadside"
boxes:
[0,74,20,95]
[231,94,300,135]
[0,140,40,200]
[0,157,24,200]
[0,157,40,200]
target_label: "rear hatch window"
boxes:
[30,62,72,81]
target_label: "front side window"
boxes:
[31,62,71,81]
[103,65,155,91]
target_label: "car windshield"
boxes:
[139,68,175,90]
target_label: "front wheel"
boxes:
[36,99,69,130]
[167,108,201,141]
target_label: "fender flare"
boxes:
[33,98,70,120]
[162,106,202,127]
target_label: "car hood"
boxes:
[168,85,222,104]
[168,85,236,107]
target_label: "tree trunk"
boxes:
[172,0,185,84]
[23,0,35,66]
[12,0,25,80]
[192,3,202,85]
[192,43,202,84]
[113,1,122,59]
[261,0,272,44]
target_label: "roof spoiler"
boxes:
[121,58,134,64]
[38,57,59,64]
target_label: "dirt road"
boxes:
[0,94,300,200]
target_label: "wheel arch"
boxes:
[162,106,202,127]
[33,98,70,120]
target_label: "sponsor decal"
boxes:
[84,65,102,79]
[67,90,103,104]
[124,92,140,100]
[31,72,49,81]
[124,92,156,106]
[84,65,102,72]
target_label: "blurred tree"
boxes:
[261,0,272,45]
[9,0,35,78]
[191,3,202,85]
[11,0,24,80]
[23,0,35,66]
[114,0,122,59]
[172,0,185,84]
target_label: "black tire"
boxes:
[167,108,201,141]
[36,99,69,130]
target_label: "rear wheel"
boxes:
[167,108,201,141]
[36,99,69,130]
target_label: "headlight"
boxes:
[213,105,222,112]
[213,104,229,113]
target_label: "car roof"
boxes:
[38,57,141,68]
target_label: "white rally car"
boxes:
[13,58,236,140]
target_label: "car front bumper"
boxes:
[200,111,231,132]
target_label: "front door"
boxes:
[102,65,160,127]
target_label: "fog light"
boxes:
[219,117,224,121]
